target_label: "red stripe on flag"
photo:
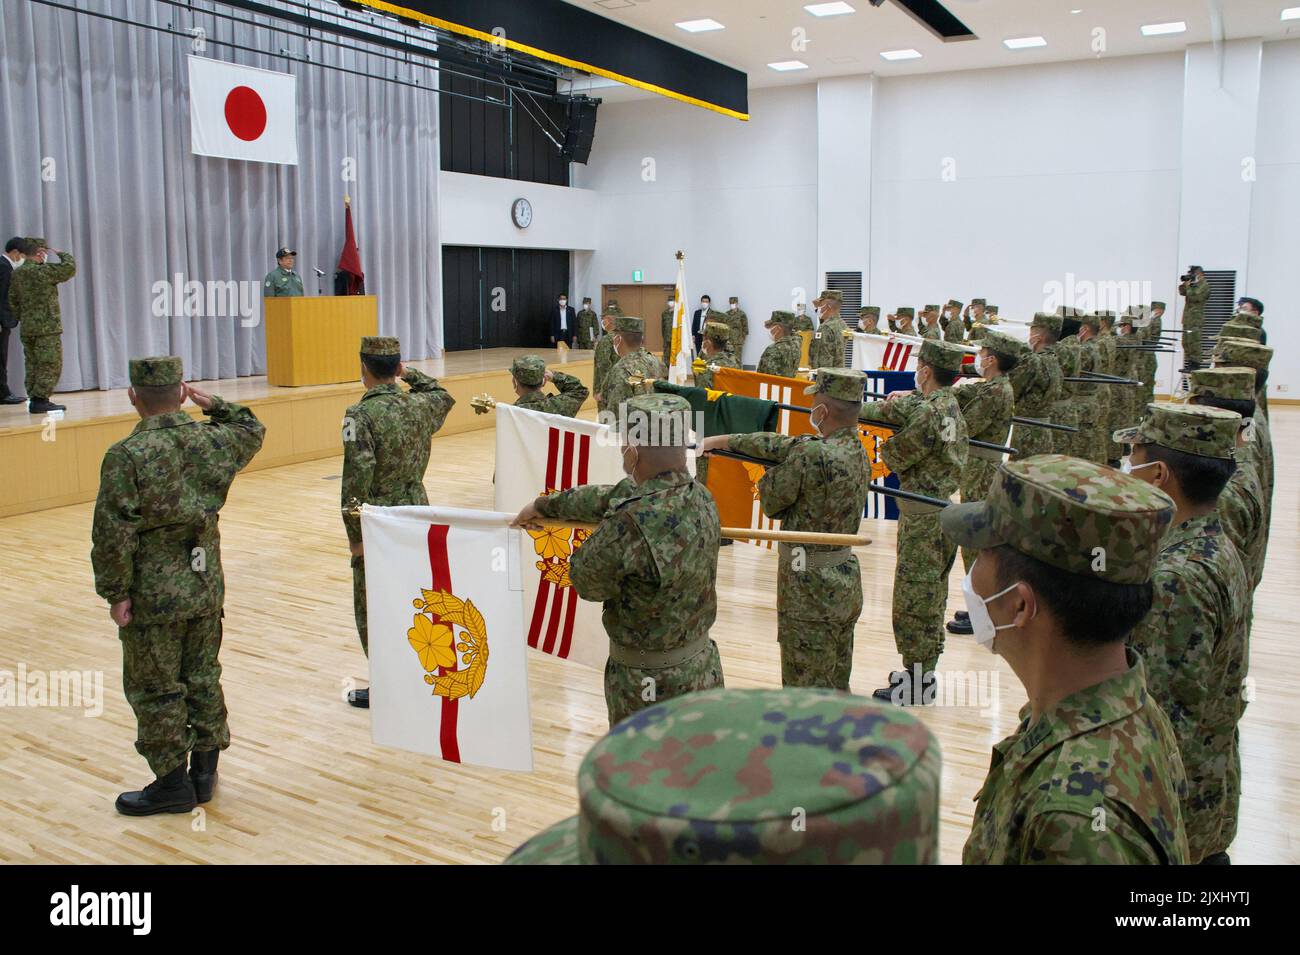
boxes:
[557,586,579,659]
[540,578,566,655]
[425,524,460,764]
[544,426,559,490]
[560,430,575,490]
[577,434,590,484]
[527,579,551,648]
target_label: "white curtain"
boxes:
[0,0,442,390]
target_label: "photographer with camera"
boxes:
[1178,265,1210,372]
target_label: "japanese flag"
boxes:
[188,56,299,165]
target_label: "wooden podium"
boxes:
[265,295,379,386]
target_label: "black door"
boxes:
[440,246,570,351]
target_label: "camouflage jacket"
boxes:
[604,348,668,413]
[341,368,455,545]
[860,388,967,498]
[1010,348,1064,416]
[1180,276,1211,313]
[660,309,677,366]
[694,349,741,391]
[723,308,749,349]
[1245,411,1274,512]
[756,336,801,378]
[262,266,303,297]
[576,308,599,349]
[726,425,870,543]
[1127,513,1249,862]
[515,370,589,418]
[1097,332,1118,377]
[808,315,848,369]
[1075,337,1105,398]
[1140,315,1163,378]
[1218,458,1265,591]
[593,335,618,407]
[9,251,76,338]
[535,471,720,653]
[91,397,265,623]
[920,323,942,341]
[943,317,965,343]
[955,377,1014,452]
[963,652,1190,865]
[1046,339,1081,408]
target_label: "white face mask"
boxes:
[1120,459,1159,476]
[810,405,827,436]
[559,300,567,307]
[962,568,1021,651]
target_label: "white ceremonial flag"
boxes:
[853,332,917,372]
[670,252,694,384]
[362,505,533,772]
[188,56,299,165]
[493,404,625,671]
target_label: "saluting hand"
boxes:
[110,598,133,628]
[184,383,214,410]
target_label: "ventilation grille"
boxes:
[1200,269,1238,362]
[826,271,863,364]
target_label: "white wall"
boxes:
[573,84,819,367]
[439,171,599,251]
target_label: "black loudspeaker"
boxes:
[560,97,599,164]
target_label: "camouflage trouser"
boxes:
[1141,357,1157,406]
[1105,386,1130,463]
[1010,417,1054,460]
[1183,734,1231,864]
[1049,401,1081,458]
[776,557,862,690]
[21,332,62,400]
[958,461,999,571]
[120,612,230,777]
[1223,727,1242,850]
[1091,390,1112,464]
[695,456,710,491]
[1182,309,1204,367]
[604,639,724,727]
[778,618,854,690]
[352,554,368,656]
[893,511,957,672]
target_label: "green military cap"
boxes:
[504,687,941,865]
[1113,402,1240,461]
[621,392,692,446]
[27,237,48,249]
[510,354,546,386]
[1219,321,1262,343]
[1188,367,1256,403]
[1151,301,1167,309]
[804,367,867,402]
[765,310,795,328]
[791,314,815,332]
[360,336,401,357]
[815,289,843,304]
[1212,339,1273,370]
[918,339,966,372]
[940,455,1175,585]
[971,298,986,307]
[1030,312,1064,336]
[606,298,619,307]
[924,304,940,313]
[1080,313,1101,331]
[703,320,731,345]
[728,296,739,304]
[1230,311,1263,329]
[859,305,881,317]
[946,299,963,308]
[128,355,184,387]
[986,305,999,314]
[896,306,915,318]
[613,315,644,333]
[979,330,1027,356]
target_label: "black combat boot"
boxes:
[190,749,220,804]
[872,670,910,704]
[347,687,370,708]
[946,611,973,635]
[115,763,197,816]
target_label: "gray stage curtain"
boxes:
[0,0,441,390]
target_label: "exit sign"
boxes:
[632,270,643,282]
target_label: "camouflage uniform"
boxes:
[534,394,723,725]
[262,264,304,297]
[1096,318,1123,463]
[953,347,1014,570]
[694,321,740,391]
[940,455,1189,864]
[809,289,848,369]
[858,306,884,336]
[505,687,941,865]
[1116,403,1249,863]
[1212,338,1274,514]
[1007,341,1062,461]
[920,319,942,341]
[860,341,968,675]
[1075,319,1110,464]
[1179,272,1211,367]
[91,357,265,777]
[510,355,588,417]
[8,245,76,401]
[727,370,871,689]
[576,305,599,350]
[603,319,668,415]
[756,311,801,378]
[1140,305,1165,408]
[342,338,455,654]
[942,302,965,343]
[1032,315,1083,457]
[593,334,618,413]
[723,301,748,357]
[660,307,676,367]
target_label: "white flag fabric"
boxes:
[493,404,625,671]
[189,56,299,165]
[362,505,533,772]
[670,255,694,384]
[852,333,918,372]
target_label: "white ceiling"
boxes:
[561,0,1300,98]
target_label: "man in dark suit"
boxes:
[550,293,577,347]
[691,294,714,354]
[0,237,29,404]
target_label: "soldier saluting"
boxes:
[506,354,588,418]
[91,357,265,815]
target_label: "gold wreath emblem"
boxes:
[525,487,589,588]
[407,590,488,700]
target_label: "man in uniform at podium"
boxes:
[263,247,304,297]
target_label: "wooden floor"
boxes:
[0,407,1296,864]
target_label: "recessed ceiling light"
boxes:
[768,60,810,71]
[1140,21,1187,36]
[675,18,725,33]
[880,49,923,61]
[1004,36,1048,50]
[1283,7,1300,21]
[1071,8,1083,13]
[804,2,856,15]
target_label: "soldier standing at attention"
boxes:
[513,394,724,725]
[1140,302,1166,407]
[700,368,871,690]
[659,296,677,368]
[1074,313,1111,464]
[860,340,968,705]
[262,246,304,297]
[1027,313,1081,457]
[1097,312,1125,466]
[593,305,622,414]
[858,306,884,335]
[942,455,1189,864]
[809,289,849,369]
[507,355,589,417]
[1116,404,1249,865]
[694,321,741,391]
[942,300,965,343]
[602,316,668,415]
[946,330,1017,636]
[91,357,265,815]
[7,237,75,413]
[1178,266,1211,371]
[756,311,802,378]
[576,297,599,350]
[1009,318,1063,460]
[723,296,749,359]
[1211,339,1274,515]
[341,336,455,708]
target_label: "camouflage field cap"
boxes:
[360,336,400,357]
[765,310,795,328]
[1212,338,1273,370]
[511,354,546,386]
[129,355,183,387]
[791,314,815,332]
[1112,402,1240,461]
[27,237,48,249]
[1219,321,1262,343]
[986,305,999,315]
[859,305,881,318]
[1030,312,1064,336]
[613,315,645,334]
[924,304,940,313]
[728,296,739,305]
[946,299,963,309]
[940,455,1175,585]
[896,306,915,318]
[815,289,843,304]
[1188,368,1256,404]
[506,687,941,865]
[971,298,986,307]
[1080,313,1102,331]
[804,367,867,402]
[918,339,967,372]
[1151,301,1166,309]
[979,330,1027,357]
[1230,311,1263,329]
[703,320,731,345]
[622,392,692,446]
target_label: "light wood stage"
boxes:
[0,398,1295,864]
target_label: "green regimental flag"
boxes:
[652,381,779,437]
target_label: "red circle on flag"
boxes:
[224,86,267,141]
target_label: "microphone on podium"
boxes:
[314,268,326,296]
